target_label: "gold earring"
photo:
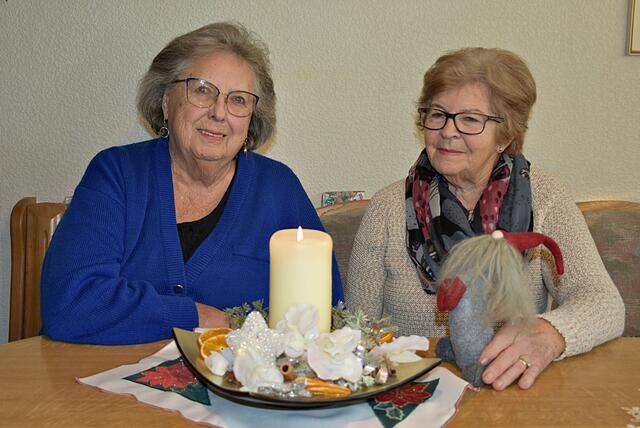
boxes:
[496,145,504,153]
[243,138,248,154]
[159,119,169,138]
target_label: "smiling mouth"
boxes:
[437,148,464,154]
[198,129,226,139]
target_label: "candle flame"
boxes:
[297,226,303,241]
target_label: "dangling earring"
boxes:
[159,119,169,138]
[243,137,248,154]
[496,145,504,153]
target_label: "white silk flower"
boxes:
[276,304,320,358]
[307,326,363,383]
[369,335,429,364]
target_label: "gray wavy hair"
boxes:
[137,22,276,151]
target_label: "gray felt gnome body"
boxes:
[435,230,564,387]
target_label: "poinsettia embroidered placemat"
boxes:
[78,341,473,427]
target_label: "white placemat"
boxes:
[78,341,473,427]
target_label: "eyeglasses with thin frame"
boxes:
[418,107,504,135]
[172,78,259,117]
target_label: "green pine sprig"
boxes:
[224,300,268,327]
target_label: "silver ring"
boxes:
[518,357,532,369]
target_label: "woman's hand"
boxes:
[195,303,230,328]
[479,318,565,390]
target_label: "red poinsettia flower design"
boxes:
[375,382,432,407]
[137,362,199,390]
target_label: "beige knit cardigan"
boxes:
[345,169,624,359]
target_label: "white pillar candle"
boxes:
[268,227,333,332]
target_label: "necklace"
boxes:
[450,186,480,222]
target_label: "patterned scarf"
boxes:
[405,149,533,293]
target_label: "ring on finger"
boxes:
[518,357,532,369]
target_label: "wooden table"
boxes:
[0,336,638,427]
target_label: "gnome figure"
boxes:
[435,230,564,387]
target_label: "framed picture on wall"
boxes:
[629,0,640,54]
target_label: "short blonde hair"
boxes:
[137,22,276,150]
[416,48,536,154]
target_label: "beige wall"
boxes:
[1,0,639,342]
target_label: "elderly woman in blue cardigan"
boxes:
[40,22,342,345]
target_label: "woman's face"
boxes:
[424,82,508,187]
[162,51,256,165]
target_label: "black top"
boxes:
[177,173,235,262]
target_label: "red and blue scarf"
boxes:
[405,150,533,293]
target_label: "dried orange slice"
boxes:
[200,334,229,359]
[294,377,352,397]
[379,331,394,344]
[198,327,232,347]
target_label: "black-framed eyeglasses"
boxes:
[172,78,259,117]
[418,107,504,135]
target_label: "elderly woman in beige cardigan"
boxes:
[345,47,624,391]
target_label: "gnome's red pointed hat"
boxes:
[491,230,564,275]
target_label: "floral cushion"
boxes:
[581,205,640,337]
[318,201,369,286]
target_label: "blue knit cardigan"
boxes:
[40,138,342,344]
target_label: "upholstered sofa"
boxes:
[318,200,640,337]
[10,197,638,342]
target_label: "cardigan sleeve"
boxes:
[40,149,198,345]
[344,189,390,320]
[533,173,625,358]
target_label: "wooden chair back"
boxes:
[9,197,67,341]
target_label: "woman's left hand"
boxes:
[479,318,565,390]
[195,303,231,329]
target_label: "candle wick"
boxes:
[297,226,303,241]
